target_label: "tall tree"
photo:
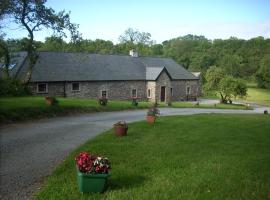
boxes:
[1,0,79,82]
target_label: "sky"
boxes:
[3,0,270,43]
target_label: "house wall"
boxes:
[171,80,199,101]
[154,71,172,103]
[30,78,200,102]
[30,81,147,100]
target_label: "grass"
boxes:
[0,96,250,123]
[0,96,152,123]
[35,114,270,200]
[202,83,270,107]
[245,87,270,107]
[171,102,249,110]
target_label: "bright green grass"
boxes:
[0,96,249,123]
[0,96,153,123]
[35,114,270,200]
[203,87,270,107]
[171,102,249,110]
[246,87,270,107]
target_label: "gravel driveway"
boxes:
[0,106,269,200]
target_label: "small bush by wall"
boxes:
[0,78,31,96]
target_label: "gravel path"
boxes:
[0,106,269,200]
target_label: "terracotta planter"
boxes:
[114,126,128,136]
[45,98,53,105]
[146,115,156,124]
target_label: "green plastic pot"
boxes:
[77,170,110,193]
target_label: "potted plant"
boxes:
[75,152,110,193]
[98,97,108,106]
[146,106,160,124]
[45,96,58,106]
[131,97,139,106]
[113,121,128,136]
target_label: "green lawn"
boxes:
[0,96,152,123]
[172,102,249,110]
[35,114,270,200]
[0,96,250,123]
[246,87,270,107]
[202,85,270,107]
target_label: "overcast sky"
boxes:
[3,0,270,43]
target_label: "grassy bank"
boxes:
[0,96,152,123]
[35,114,270,200]
[0,96,250,123]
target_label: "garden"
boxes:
[35,114,270,200]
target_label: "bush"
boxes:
[0,78,31,96]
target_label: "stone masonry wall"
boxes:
[31,81,147,100]
[155,71,172,103]
[171,80,199,101]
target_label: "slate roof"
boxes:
[15,52,198,82]
[0,52,27,78]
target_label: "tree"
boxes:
[204,66,247,103]
[1,0,79,82]
[0,38,10,78]
[219,76,247,103]
[256,55,270,88]
[118,28,153,45]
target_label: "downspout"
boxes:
[63,81,67,97]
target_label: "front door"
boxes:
[160,86,166,102]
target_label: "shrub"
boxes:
[264,110,268,114]
[0,78,31,96]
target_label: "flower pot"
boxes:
[77,170,110,193]
[45,98,53,105]
[114,126,128,136]
[146,115,156,123]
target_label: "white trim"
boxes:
[37,83,48,93]
[186,86,191,95]
[71,82,80,91]
[147,89,151,98]
[100,90,108,98]
[131,89,137,98]
[160,86,166,102]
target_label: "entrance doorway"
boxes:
[160,86,166,102]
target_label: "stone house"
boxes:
[8,51,200,102]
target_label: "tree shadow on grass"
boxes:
[108,174,147,190]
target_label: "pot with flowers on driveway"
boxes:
[75,152,111,193]
[146,106,160,124]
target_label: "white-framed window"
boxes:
[147,89,151,98]
[72,82,80,91]
[170,88,173,96]
[101,90,107,98]
[186,86,191,95]
[131,89,137,98]
[37,83,48,93]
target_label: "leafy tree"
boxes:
[256,55,270,88]
[204,66,247,103]
[219,76,247,103]
[0,38,10,78]
[1,0,79,82]
[119,28,154,45]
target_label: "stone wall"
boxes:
[30,78,200,102]
[31,81,147,100]
[154,71,172,103]
[171,80,199,101]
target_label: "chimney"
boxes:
[129,49,138,57]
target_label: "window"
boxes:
[101,90,107,98]
[147,89,151,98]
[72,83,80,91]
[170,88,173,96]
[131,89,137,98]
[37,83,48,93]
[186,86,191,95]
